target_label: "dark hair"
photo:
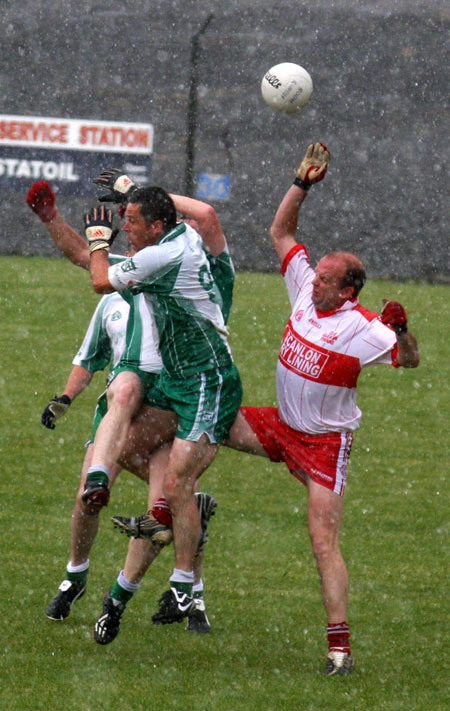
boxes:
[326,251,366,298]
[341,265,366,297]
[128,186,177,232]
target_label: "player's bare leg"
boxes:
[46,446,123,621]
[119,406,178,475]
[82,371,144,507]
[85,380,177,508]
[224,409,269,457]
[110,440,216,633]
[307,479,347,621]
[120,443,169,584]
[94,371,145,468]
[165,435,218,571]
[113,440,175,545]
[94,438,217,642]
[91,443,164,645]
[70,447,123,566]
[47,406,175,623]
[306,478,354,675]
[152,435,218,625]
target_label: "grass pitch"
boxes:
[0,256,448,710]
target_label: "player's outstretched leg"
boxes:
[111,511,173,546]
[111,492,217,546]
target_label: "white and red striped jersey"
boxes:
[276,244,397,434]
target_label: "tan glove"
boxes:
[295,142,330,190]
[84,204,116,254]
[41,395,71,429]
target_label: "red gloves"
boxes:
[26,181,57,223]
[381,300,408,335]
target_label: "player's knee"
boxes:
[163,474,193,512]
[163,475,178,505]
[110,381,141,408]
[309,527,340,565]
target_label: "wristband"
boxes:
[89,240,110,254]
[293,177,311,191]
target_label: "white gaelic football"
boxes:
[261,63,313,114]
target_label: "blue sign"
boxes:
[196,173,230,201]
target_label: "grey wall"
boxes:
[1,0,449,280]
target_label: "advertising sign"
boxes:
[196,172,231,201]
[0,114,154,195]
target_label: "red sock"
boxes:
[151,497,172,527]
[327,621,351,654]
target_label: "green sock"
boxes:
[172,581,193,596]
[86,471,109,486]
[67,569,88,585]
[110,580,134,603]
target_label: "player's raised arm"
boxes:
[270,143,330,264]
[26,181,90,269]
[84,205,118,293]
[170,194,226,257]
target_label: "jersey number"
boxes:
[198,265,219,304]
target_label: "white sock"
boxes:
[192,580,204,595]
[170,568,195,584]
[117,570,140,593]
[87,464,111,477]
[67,559,89,574]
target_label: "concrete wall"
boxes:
[1,0,448,280]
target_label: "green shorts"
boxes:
[88,367,170,443]
[157,363,242,443]
[88,391,108,444]
[106,363,161,392]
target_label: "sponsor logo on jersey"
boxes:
[308,317,321,329]
[279,328,329,379]
[278,321,361,388]
[120,258,137,272]
[321,330,338,345]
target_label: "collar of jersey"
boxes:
[315,297,358,319]
[157,222,186,245]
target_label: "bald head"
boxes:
[326,252,366,298]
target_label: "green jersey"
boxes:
[108,223,234,378]
[72,292,128,374]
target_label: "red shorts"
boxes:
[241,406,353,496]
